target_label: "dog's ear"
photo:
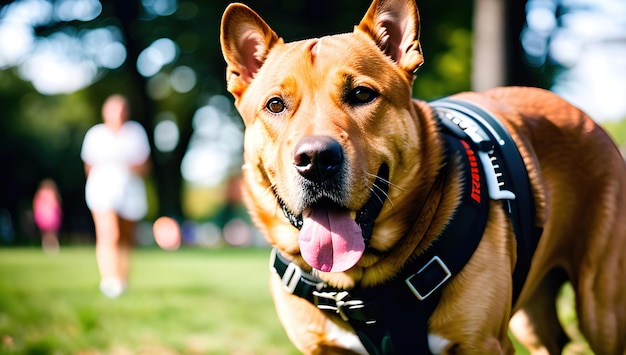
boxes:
[220,3,282,100]
[357,0,424,75]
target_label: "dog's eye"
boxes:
[266,97,285,114]
[348,86,378,105]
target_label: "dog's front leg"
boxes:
[428,205,517,354]
[269,274,367,354]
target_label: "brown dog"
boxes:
[220,0,626,353]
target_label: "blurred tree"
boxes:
[473,0,505,90]
[472,0,543,90]
[504,0,544,87]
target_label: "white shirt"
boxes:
[81,121,151,220]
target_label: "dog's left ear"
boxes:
[220,3,282,101]
[357,0,424,75]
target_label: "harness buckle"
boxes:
[405,256,452,301]
[269,247,278,272]
[270,248,304,294]
[281,262,303,294]
[313,290,375,324]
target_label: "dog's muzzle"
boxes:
[278,135,390,244]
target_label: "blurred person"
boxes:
[81,94,151,298]
[32,179,62,254]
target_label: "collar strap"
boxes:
[270,248,378,323]
[270,248,324,299]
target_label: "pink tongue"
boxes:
[298,207,364,272]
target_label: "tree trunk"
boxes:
[472,0,506,91]
[473,0,539,89]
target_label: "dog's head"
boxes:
[221,0,434,281]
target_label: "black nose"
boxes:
[293,136,343,182]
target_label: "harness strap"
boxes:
[348,137,489,355]
[431,98,543,302]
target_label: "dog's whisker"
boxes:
[368,185,394,210]
[375,185,395,209]
[363,175,395,210]
[361,171,396,209]
[367,186,384,204]
[364,171,405,192]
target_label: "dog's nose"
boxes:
[293,136,343,182]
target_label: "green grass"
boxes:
[0,247,298,355]
[602,119,626,147]
[0,247,592,354]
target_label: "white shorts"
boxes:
[85,166,148,221]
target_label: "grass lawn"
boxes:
[0,247,298,354]
[0,246,591,354]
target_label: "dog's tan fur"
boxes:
[220,0,626,353]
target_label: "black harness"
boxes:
[270,99,542,354]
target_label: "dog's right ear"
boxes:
[220,4,282,101]
[357,0,424,76]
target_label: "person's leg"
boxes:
[117,217,135,284]
[92,210,125,297]
[93,210,119,279]
[41,230,60,254]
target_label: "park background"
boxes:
[0,0,625,353]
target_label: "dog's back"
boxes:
[455,87,626,354]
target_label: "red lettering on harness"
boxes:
[461,140,481,204]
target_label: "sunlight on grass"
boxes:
[556,283,594,355]
[509,282,593,355]
[0,247,298,354]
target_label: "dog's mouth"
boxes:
[278,164,390,272]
